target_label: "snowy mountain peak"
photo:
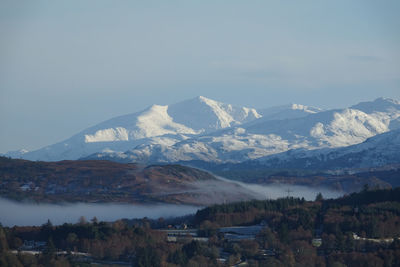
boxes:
[350,97,400,130]
[15,96,262,161]
[168,96,261,132]
[351,97,400,114]
[84,104,199,143]
[290,103,321,113]
[291,104,322,113]
[149,104,168,111]
[197,95,213,102]
[132,104,199,139]
[9,96,400,164]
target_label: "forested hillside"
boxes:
[1,187,400,266]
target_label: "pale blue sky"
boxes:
[1,0,399,153]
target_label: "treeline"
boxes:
[329,186,400,206]
[1,187,400,266]
[0,219,170,266]
[195,197,308,227]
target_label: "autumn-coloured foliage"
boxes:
[1,187,400,266]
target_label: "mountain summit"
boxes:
[168,96,261,132]
[14,96,261,161]
[85,97,400,164]
[6,97,400,165]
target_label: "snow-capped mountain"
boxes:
[87,98,400,164]
[245,108,388,148]
[12,96,261,161]
[7,96,400,165]
[90,110,388,163]
[350,97,400,130]
[168,96,261,132]
[256,127,400,170]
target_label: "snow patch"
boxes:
[131,105,199,139]
[310,123,325,138]
[291,104,320,113]
[85,127,129,143]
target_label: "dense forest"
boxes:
[1,187,400,266]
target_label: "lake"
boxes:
[0,198,200,227]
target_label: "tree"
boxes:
[44,237,56,255]
[182,241,206,259]
[198,220,218,237]
[315,192,323,202]
[78,216,87,225]
[91,217,98,224]
[240,240,259,258]
[362,184,370,192]
[279,247,295,267]
[168,249,187,265]
[44,219,53,227]
[0,253,23,267]
[134,247,160,267]
[66,233,78,250]
[278,222,289,244]
[0,226,8,253]
[345,232,355,252]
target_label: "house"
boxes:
[219,224,263,242]
[20,240,47,251]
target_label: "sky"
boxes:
[0,0,399,153]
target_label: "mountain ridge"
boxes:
[256,127,400,170]
[86,99,399,164]
[10,96,262,161]
[5,96,400,167]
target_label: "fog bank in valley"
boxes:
[0,175,344,227]
[0,198,199,227]
[214,175,343,201]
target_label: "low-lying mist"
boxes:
[0,198,199,227]
[213,175,343,201]
[154,174,344,205]
[0,174,344,227]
